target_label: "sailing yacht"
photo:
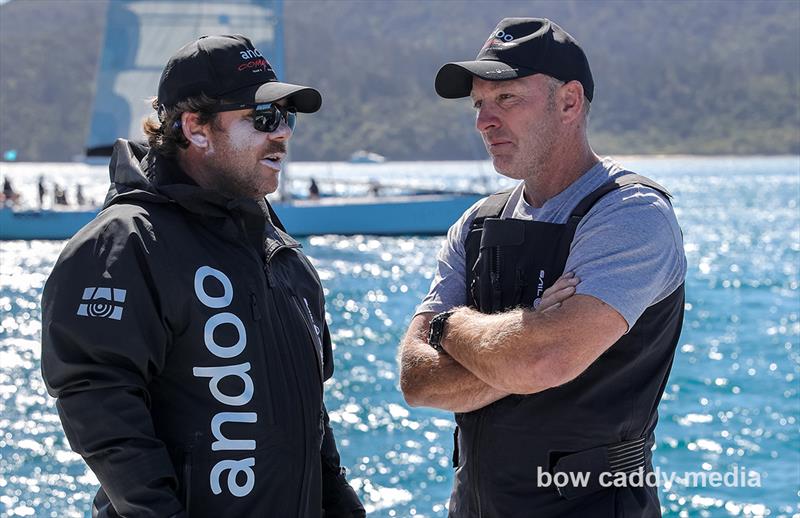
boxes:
[1,0,482,240]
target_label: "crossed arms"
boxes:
[398,274,628,413]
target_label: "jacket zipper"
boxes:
[514,268,526,307]
[250,292,262,320]
[183,452,192,515]
[263,240,300,287]
[261,239,316,518]
[183,432,201,515]
[292,296,325,386]
[262,239,321,384]
[235,216,313,515]
[490,246,502,312]
[264,264,274,287]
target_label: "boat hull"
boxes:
[0,208,98,240]
[273,193,481,236]
[0,193,482,240]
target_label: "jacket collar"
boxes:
[106,139,299,254]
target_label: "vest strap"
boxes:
[552,436,649,500]
[470,188,514,229]
[569,173,672,220]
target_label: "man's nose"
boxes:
[268,118,293,141]
[476,106,500,133]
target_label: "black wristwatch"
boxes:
[428,310,455,353]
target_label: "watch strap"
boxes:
[428,310,454,352]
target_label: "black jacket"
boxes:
[41,140,364,518]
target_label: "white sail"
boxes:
[86,0,283,156]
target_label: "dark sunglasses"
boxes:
[209,102,297,133]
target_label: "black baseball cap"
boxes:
[157,34,322,113]
[435,18,594,101]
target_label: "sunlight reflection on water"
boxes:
[1,157,798,517]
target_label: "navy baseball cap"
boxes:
[157,34,322,113]
[435,18,594,101]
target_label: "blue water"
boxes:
[0,157,798,517]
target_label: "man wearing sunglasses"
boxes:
[41,35,365,518]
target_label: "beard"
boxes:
[203,129,288,199]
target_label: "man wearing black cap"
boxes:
[41,35,364,518]
[400,18,686,517]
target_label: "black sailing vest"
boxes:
[448,174,685,518]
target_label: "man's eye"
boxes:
[472,100,482,110]
[498,93,515,102]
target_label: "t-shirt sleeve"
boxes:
[564,186,687,329]
[414,199,483,316]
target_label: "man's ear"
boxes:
[558,80,585,123]
[181,112,210,148]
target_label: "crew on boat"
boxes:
[2,177,20,207]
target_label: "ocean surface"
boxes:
[0,156,798,517]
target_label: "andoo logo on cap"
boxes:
[481,29,515,51]
[239,48,263,60]
[238,48,270,73]
[493,30,515,42]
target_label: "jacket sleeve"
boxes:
[40,215,184,517]
[320,403,366,518]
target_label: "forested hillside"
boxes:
[1,0,798,161]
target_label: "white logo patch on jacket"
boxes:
[76,287,127,320]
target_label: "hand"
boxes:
[534,272,579,312]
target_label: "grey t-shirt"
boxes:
[416,158,687,329]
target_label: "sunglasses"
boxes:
[209,102,297,133]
